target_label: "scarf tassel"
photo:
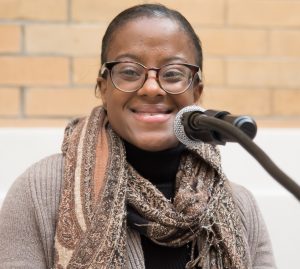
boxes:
[185,236,226,269]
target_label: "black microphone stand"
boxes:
[192,115,300,202]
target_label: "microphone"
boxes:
[173,105,257,147]
[174,107,300,202]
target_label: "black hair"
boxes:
[100,3,203,70]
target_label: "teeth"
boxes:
[131,109,168,115]
[140,112,160,115]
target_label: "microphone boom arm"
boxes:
[189,115,300,201]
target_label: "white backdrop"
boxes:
[0,128,300,269]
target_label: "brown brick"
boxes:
[0,118,68,127]
[0,88,20,116]
[72,0,145,22]
[25,88,101,117]
[0,57,69,86]
[203,58,224,85]
[279,62,300,88]
[200,87,271,116]
[227,60,278,87]
[26,25,106,56]
[73,57,100,84]
[273,89,300,116]
[156,0,225,25]
[228,0,300,27]
[227,60,300,88]
[198,28,267,56]
[0,25,21,53]
[270,30,300,57]
[0,0,67,21]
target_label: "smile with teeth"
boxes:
[138,112,167,116]
[131,108,172,123]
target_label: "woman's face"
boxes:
[99,17,203,151]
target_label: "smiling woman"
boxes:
[97,16,202,151]
[0,3,276,269]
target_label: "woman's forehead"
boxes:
[105,17,196,64]
[110,16,182,40]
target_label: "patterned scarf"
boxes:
[54,106,250,269]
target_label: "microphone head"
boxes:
[173,105,205,148]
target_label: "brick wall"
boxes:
[1,0,300,127]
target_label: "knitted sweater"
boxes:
[0,154,276,268]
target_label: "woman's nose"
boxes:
[137,71,166,97]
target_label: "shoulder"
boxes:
[0,154,64,268]
[229,182,261,240]
[24,153,64,195]
[1,153,64,238]
[25,153,64,180]
[3,153,64,205]
[19,154,64,224]
[230,182,258,220]
[229,182,276,268]
[3,153,64,223]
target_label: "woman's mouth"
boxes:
[130,106,173,123]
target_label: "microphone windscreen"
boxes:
[173,105,204,148]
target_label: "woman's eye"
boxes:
[163,70,185,81]
[120,68,141,78]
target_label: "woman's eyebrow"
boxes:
[112,53,141,62]
[163,56,189,64]
[112,54,189,64]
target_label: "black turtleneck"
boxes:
[124,141,191,269]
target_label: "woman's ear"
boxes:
[193,81,203,103]
[97,77,107,109]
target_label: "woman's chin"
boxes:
[129,135,179,152]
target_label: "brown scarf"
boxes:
[54,106,250,269]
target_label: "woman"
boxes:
[0,4,276,269]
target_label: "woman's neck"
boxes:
[124,141,185,198]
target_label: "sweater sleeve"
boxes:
[231,183,277,269]
[0,154,63,269]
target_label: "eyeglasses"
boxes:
[100,61,202,95]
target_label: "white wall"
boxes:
[220,129,300,269]
[0,128,300,269]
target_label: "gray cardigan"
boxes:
[0,154,276,268]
